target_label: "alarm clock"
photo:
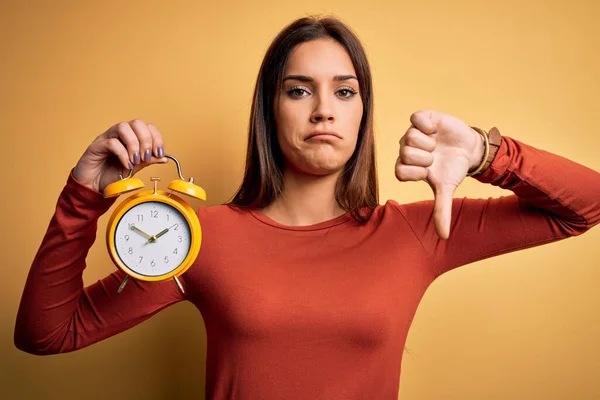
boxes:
[102,154,206,294]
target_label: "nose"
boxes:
[310,94,335,123]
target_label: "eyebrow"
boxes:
[282,74,358,83]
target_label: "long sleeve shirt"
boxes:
[14,132,600,399]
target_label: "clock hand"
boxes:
[145,224,178,245]
[130,224,152,239]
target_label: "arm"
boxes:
[395,131,600,277]
[14,172,185,355]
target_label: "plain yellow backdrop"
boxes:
[2,0,599,399]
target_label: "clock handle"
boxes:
[118,154,185,180]
[165,154,207,201]
[164,154,186,181]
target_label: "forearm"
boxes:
[14,172,116,353]
[397,131,600,276]
[474,132,600,233]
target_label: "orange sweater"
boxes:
[15,133,600,399]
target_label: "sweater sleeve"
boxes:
[14,171,185,355]
[394,132,600,277]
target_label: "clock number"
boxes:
[138,256,143,264]
[150,210,158,218]
[124,235,130,242]
[164,256,169,263]
[137,214,143,222]
[151,260,156,267]
[173,248,178,255]
[166,214,170,222]
[173,224,178,230]
[128,247,133,254]
[178,236,182,243]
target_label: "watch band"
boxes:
[481,127,502,173]
[468,126,502,176]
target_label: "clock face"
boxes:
[114,201,192,277]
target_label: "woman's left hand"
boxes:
[395,110,485,240]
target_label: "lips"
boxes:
[306,131,341,140]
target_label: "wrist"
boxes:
[467,127,503,177]
[468,128,486,171]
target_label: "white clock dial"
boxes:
[114,201,192,277]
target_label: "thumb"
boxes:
[432,183,456,240]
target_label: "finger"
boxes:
[105,137,134,171]
[410,110,442,135]
[129,119,154,163]
[146,123,166,159]
[109,122,141,165]
[400,126,436,152]
[395,160,428,182]
[399,145,434,167]
[432,183,455,240]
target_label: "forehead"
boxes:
[285,38,356,77]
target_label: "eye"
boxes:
[287,86,310,99]
[336,87,358,99]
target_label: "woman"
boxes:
[14,16,600,399]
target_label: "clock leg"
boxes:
[173,276,185,294]
[117,275,130,293]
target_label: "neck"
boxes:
[261,168,346,226]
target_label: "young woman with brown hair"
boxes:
[15,16,600,399]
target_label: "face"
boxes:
[274,38,363,176]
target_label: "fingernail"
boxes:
[157,146,164,158]
[133,152,141,165]
[144,149,151,162]
[128,161,134,170]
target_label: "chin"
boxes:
[283,147,352,176]
[298,158,347,176]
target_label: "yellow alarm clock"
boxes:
[102,154,206,294]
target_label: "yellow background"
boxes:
[2,0,599,399]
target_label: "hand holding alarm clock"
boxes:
[73,120,206,294]
[73,119,168,194]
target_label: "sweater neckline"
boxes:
[248,208,353,231]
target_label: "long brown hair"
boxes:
[228,16,378,223]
